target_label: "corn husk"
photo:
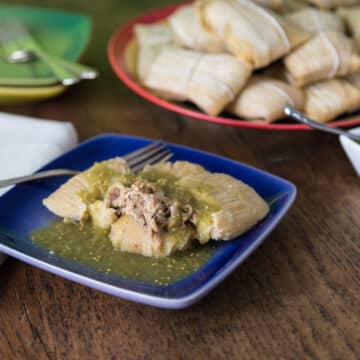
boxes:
[338,6,360,50]
[305,0,359,9]
[229,76,305,123]
[197,0,311,69]
[305,79,360,122]
[145,161,269,243]
[134,23,173,81]
[143,45,252,115]
[178,171,270,242]
[168,4,225,52]
[43,158,129,222]
[284,31,360,87]
[286,8,345,33]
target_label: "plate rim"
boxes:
[0,133,297,308]
[107,2,360,131]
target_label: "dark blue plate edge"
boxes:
[0,133,297,309]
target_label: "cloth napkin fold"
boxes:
[0,111,78,265]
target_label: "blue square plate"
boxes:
[0,134,296,308]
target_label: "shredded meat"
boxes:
[107,181,193,234]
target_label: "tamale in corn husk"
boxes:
[196,0,311,68]
[284,31,360,87]
[338,6,360,50]
[304,79,360,122]
[44,159,269,257]
[228,76,305,123]
[168,4,225,52]
[143,45,252,116]
[305,0,359,9]
[145,161,270,243]
[43,158,130,222]
[286,8,345,33]
[134,23,174,81]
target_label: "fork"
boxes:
[0,20,98,85]
[0,142,173,189]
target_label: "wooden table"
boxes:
[0,1,359,359]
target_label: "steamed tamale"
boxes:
[284,31,360,87]
[197,0,311,68]
[229,76,305,123]
[304,79,360,122]
[43,158,130,222]
[134,22,174,81]
[285,8,345,33]
[44,160,269,258]
[143,45,252,116]
[168,4,225,52]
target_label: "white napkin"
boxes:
[0,112,78,265]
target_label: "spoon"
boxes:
[284,105,360,143]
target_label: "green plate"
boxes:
[0,5,91,86]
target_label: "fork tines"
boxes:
[125,142,173,172]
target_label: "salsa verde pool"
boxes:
[31,221,216,286]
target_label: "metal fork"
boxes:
[0,142,173,189]
[0,20,98,85]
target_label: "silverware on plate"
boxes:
[0,142,173,188]
[0,20,98,85]
[284,105,360,142]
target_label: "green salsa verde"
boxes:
[31,221,216,285]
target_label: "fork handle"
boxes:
[47,55,99,80]
[0,169,79,188]
[30,44,80,86]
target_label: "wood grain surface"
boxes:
[0,1,359,359]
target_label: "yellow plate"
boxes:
[0,85,66,104]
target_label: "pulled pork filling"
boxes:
[107,181,194,234]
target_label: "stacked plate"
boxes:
[0,5,94,103]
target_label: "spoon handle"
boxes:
[284,105,360,142]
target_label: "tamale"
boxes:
[286,8,345,33]
[43,158,129,222]
[145,161,269,243]
[284,31,360,87]
[134,23,174,81]
[177,170,270,243]
[229,76,305,123]
[304,79,360,122]
[197,0,311,68]
[143,45,252,116]
[44,160,269,257]
[168,4,225,52]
